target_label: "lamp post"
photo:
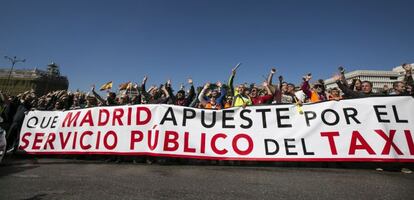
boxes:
[4,56,25,93]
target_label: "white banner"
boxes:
[19,96,414,162]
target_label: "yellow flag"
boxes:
[293,96,304,115]
[126,82,133,90]
[296,103,304,115]
[119,82,131,90]
[99,81,113,91]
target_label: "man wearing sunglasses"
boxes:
[301,74,327,103]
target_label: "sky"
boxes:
[0,0,413,93]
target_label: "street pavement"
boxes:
[0,157,413,200]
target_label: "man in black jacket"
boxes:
[6,94,34,152]
[333,74,377,98]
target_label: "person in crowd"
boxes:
[301,73,327,103]
[128,84,142,105]
[44,93,55,110]
[389,82,406,95]
[198,82,227,109]
[249,81,273,105]
[223,95,233,109]
[168,78,195,106]
[350,79,363,92]
[387,63,413,96]
[130,94,141,105]
[60,92,72,110]
[6,93,34,152]
[140,76,171,104]
[266,68,284,104]
[380,85,390,95]
[84,93,98,108]
[338,66,362,92]
[53,100,65,111]
[266,68,298,104]
[327,87,342,101]
[402,63,413,96]
[0,94,19,133]
[118,93,130,105]
[228,67,252,107]
[92,86,118,106]
[188,86,203,108]
[70,95,82,109]
[334,74,376,98]
[36,96,48,110]
[283,83,299,103]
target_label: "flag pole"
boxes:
[293,96,304,115]
[233,63,242,71]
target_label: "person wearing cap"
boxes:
[301,74,327,103]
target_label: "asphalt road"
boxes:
[0,157,413,200]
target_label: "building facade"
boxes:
[0,63,69,96]
[324,63,413,93]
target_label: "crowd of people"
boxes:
[0,63,413,157]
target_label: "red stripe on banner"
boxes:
[21,151,414,162]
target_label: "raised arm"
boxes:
[348,79,357,90]
[141,76,147,90]
[185,78,195,106]
[164,80,172,99]
[263,81,273,95]
[403,64,413,87]
[91,85,106,105]
[198,83,210,105]
[278,75,284,90]
[301,74,312,99]
[228,68,236,95]
[267,68,276,86]
[165,80,175,104]
[140,76,150,100]
[215,81,227,104]
[0,91,7,105]
[338,66,349,88]
[333,74,359,98]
